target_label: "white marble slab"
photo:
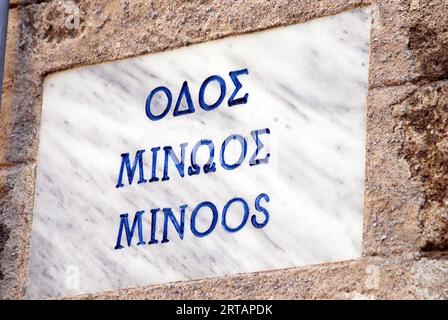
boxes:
[27,8,371,298]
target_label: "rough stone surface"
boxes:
[368,0,418,88]
[363,83,422,256]
[72,256,448,300]
[1,0,367,165]
[396,81,448,251]
[412,257,448,299]
[0,164,35,299]
[407,0,448,84]
[1,0,448,299]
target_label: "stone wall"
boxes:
[0,0,447,299]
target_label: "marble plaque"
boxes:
[28,8,371,298]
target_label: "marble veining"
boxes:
[27,8,371,298]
